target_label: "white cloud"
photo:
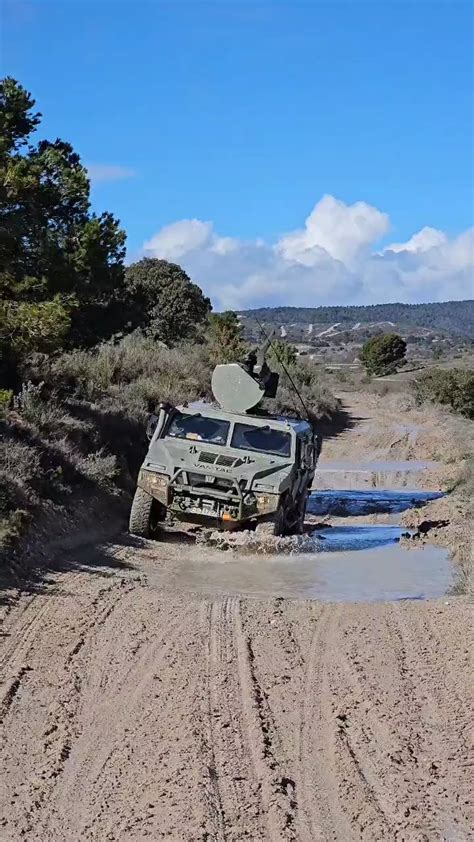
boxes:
[87,164,136,184]
[278,194,389,266]
[384,226,448,254]
[142,195,474,309]
[144,219,213,259]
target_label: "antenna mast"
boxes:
[254,316,311,422]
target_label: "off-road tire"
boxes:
[255,503,286,538]
[129,487,154,538]
[288,494,308,536]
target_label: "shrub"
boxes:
[13,381,84,434]
[48,334,213,411]
[0,389,13,417]
[77,450,119,492]
[0,438,41,488]
[413,368,474,419]
[267,340,298,369]
[267,358,340,420]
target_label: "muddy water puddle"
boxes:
[308,488,443,516]
[147,486,451,602]
[149,539,452,602]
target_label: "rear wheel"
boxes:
[129,488,165,538]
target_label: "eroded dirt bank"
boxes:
[1,391,473,840]
[1,540,473,841]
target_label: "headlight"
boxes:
[255,494,278,512]
[141,470,168,487]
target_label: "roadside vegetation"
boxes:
[413,368,474,419]
[0,78,341,559]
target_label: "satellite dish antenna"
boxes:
[211,363,265,413]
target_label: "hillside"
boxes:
[239,300,474,338]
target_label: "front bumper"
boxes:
[138,467,280,525]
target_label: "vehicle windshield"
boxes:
[166,411,230,445]
[231,423,291,456]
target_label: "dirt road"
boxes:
[1,393,472,840]
[1,539,472,841]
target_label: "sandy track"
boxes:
[1,537,472,841]
[1,392,472,839]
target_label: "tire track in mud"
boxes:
[326,629,401,839]
[197,598,260,841]
[386,604,474,838]
[41,593,201,840]
[0,577,139,838]
[234,600,298,841]
[1,529,473,840]
[297,604,353,842]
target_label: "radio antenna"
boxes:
[254,316,311,422]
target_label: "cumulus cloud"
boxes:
[87,164,136,183]
[142,195,473,309]
[278,194,389,266]
[384,226,448,254]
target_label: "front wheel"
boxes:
[287,494,308,536]
[129,488,165,538]
[255,501,287,538]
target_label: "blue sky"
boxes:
[2,0,473,307]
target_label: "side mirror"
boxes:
[146,413,159,440]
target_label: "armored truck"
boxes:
[129,347,321,538]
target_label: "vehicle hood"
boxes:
[145,438,292,490]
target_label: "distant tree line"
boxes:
[240,301,474,338]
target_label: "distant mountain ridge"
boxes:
[239,300,474,338]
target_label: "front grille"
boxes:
[216,454,240,467]
[199,451,217,464]
[198,452,243,468]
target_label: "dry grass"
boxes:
[2,334,342,554]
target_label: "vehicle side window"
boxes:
[295,437,302,466]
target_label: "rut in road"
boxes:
[1,541,472,840]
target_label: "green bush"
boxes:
[360,333,407,376]
[207,311,247,364]
[414,368,474,419]
[0,389,13,417]
[266,358,340,420]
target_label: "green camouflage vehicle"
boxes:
[129,345,321,538]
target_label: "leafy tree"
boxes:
[359,333,407,376]
[124,258,211,345]
[0,77,127,383]
[207,311,247,363]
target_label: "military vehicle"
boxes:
[129,339,321,538]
